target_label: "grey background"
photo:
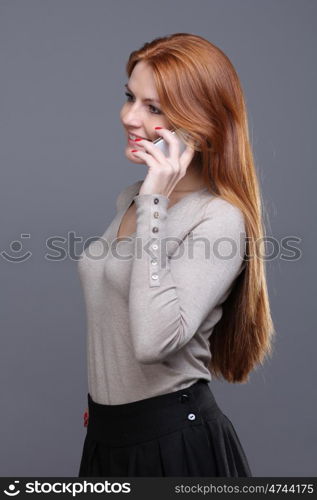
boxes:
[0,0,315,477]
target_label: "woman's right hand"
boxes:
[83,409,89,427]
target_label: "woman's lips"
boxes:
[128,137,145,148]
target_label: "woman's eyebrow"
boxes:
[124,83,160,104]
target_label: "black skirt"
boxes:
[78,379,252,477]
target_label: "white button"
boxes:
[151,259,158,265]
[187,413,196,421]
[152,244,158,250]
[151,274,158,280]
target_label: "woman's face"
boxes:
[120,60,172,164]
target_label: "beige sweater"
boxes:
[77,179,246,404]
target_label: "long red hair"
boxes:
[126,33,275,383]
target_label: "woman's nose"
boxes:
[122,107,143,127]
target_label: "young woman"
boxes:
[77,32,274,477]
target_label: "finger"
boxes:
[136,137,169,164]
[131,149,160,169]
[154,128,180,160]
[179,143,196,171]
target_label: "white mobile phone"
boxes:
[152,128,188,156]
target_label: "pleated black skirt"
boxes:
[78,379,252,477]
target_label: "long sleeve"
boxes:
[128,193,246,365]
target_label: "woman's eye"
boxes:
[148,105,162,115]
[124,92,133,102]
[124,92,162,115]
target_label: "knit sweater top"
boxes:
[77,179,246,404]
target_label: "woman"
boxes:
[77,33,274,477]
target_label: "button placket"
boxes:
[178,390,202,423]
[149,196,161,287]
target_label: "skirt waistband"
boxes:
[86,380,224,448]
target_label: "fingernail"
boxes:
[154,127,162,129]
[131,149,138,152]
[134,138,143,141]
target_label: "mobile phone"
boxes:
[152,128,188,156]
